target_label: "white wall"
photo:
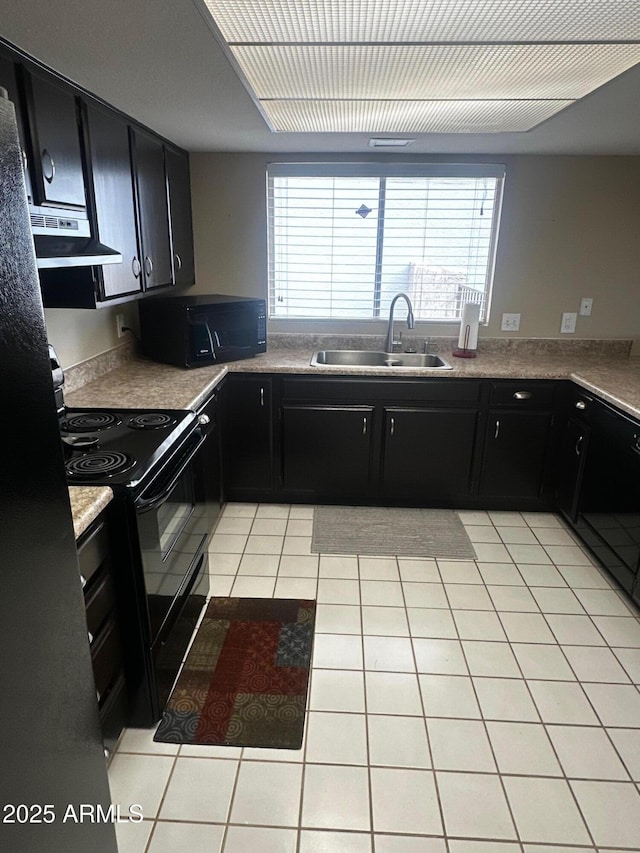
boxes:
[190,152,640,342]
[43,302,138,369]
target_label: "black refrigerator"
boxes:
[0,93,118,851]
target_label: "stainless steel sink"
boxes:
[310,350,452,369]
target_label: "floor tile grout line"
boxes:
[140,749,182,853]
[444,567,525,850]
[398,554,450,850]
[356,552,378,851]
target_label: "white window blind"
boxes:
[267,163,505,322]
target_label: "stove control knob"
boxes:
[198,414,210,426]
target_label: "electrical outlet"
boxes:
[501,313,521,331]
[116,313,125,338]
[561,312,577,334]
[579,297,593,316]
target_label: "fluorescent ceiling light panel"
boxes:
[199,0,640,133]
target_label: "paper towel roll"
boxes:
[457,302,480,350]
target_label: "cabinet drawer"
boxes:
[77,520,109,589]
[489,381,556,408]
[84,569,115,639]
[91,616,122,702]
[99,672,128,758]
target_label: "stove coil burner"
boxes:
[127,412,177,430]
[66,451,135,479]
[62,412,121,432]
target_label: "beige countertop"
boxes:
[66,345,640,420]
[63,342,640,536]
[68,486,113,539]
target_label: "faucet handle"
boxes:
[422,339,430,354]
[391,331,403,352]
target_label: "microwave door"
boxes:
[191,321,216,361]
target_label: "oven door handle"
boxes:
[136,432,205,512]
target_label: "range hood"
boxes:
[30,208,122,269]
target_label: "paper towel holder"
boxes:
[453,302,480,359]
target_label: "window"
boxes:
[267,163,505,322]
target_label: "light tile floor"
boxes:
[110,504,640,853]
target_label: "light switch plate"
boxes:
[561,312,577,333]
[501,313,521,331]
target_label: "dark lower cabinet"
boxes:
[281,404,374,497]
[381,407,479,503]
[222,376,273,499]
[555,415,591,523]
[77,511,128,758]
[480,410,553,501]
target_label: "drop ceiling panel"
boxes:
[204,0,640,43]
[233,43,640,100]
[262,99,574,133]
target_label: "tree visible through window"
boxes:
[267,163,505,322]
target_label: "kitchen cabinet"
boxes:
[381,407,479,503]
[281,404,375,497]
[555,385,592,523]
[21,68,85,209]
[165,146,195,286]
[0,51,31,201]
[80,102,143,301]
[222,376,274,499]
[479,381,557,505]
[77,512,128,758]
[130,126,173,291]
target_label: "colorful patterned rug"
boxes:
[154,597,316,749]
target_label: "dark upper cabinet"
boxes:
[22,69,86,209]
[0,51,31,202]
[130,127,173,291]
[165,146,195,286]
[82,102,143,300]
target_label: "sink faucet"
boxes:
[385,293,415,353]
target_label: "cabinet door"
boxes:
[555,416,590,523]
[130,127,172,290]
[25,70,86,208]
[0,52,31,202]
[83,103,143,300]
[223,378,273,496]
[480,410,552,500]
[382,407,478,503]
[282,405,374,497]
[165,146,195,286]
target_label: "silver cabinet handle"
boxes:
[144,256,153,277]
[103,747,111,761]
[575,435,584,456]
[260,387,264,407]
[575,400,586,410]
[87,631,94,644]
[21,148,28,174]
[494,419,500,439]
[80,573,87,589]
[175,253,182,270]
[132,257,141,278]
[41,148,55,183]
[513,391,532,400]
[198,414,210,426]
[362,416,367,436]
[390,417,395,436]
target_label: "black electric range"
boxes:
[60,406,199,495]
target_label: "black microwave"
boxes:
[139,294,267,368]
